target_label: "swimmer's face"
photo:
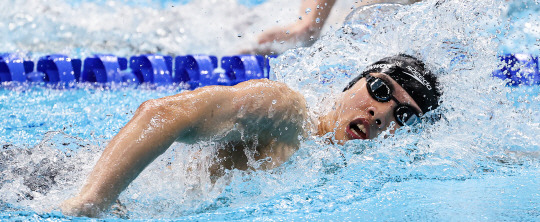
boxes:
[331,72,422,142]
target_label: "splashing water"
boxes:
[1,0,540,220]
[0,0,299,57]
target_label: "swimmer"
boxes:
[61,54,441,217]
[244,0,422,55]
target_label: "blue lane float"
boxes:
[493,54,540,86]
[215,54,276,86]
[0,54,30,83]
[130,54,173,86]
[37,54,81,84]
[23,60,34,76]
[81,54,126,83]
[3,52,540,89]
[174,55,219,89]
[1,53,277,88]
[221,55,267,85]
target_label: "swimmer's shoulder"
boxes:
[234,79,308,155]
[234,79,305,101]
[233,79,307,115]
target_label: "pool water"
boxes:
[1,0,540,221]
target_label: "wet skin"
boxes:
[62,73,421,217]
[318,72,422,143]
[61,79,308,217]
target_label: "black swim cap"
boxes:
[344,54,441,114]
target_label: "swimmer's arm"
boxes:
[61,79,305,217]
[246,0,422,54]
[256,0,336,45]
[241,0,336,55]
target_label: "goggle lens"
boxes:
[367,77,392,102]
[395,106,420,126]
[366,76,421,126]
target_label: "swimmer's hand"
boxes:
[61,196,106,218]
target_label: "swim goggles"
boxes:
[365,75,421,126]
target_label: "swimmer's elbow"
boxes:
[133,99,176,125]
[137,99,166,115]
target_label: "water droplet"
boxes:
[305,8,311,15]
[316,18,321,23]
[272,100,277,104]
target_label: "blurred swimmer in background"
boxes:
[61,54,442,217]
[243,0,422,55]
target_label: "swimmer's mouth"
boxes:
[346,118,369,140]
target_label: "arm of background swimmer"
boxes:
[61,79,304,217]
[254,0,336,47]
[247,0,422,55]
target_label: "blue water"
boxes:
[1,0,540,221]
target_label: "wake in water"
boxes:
[0,0,299,57]
[1,0,539,220]
[0,131,99,213]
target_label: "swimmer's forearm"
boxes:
[353,0,422,8]
[64,86,238,216]
[254,0,335,46]
[64,99,188,216]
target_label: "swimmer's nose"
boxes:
[367,106,387,128]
